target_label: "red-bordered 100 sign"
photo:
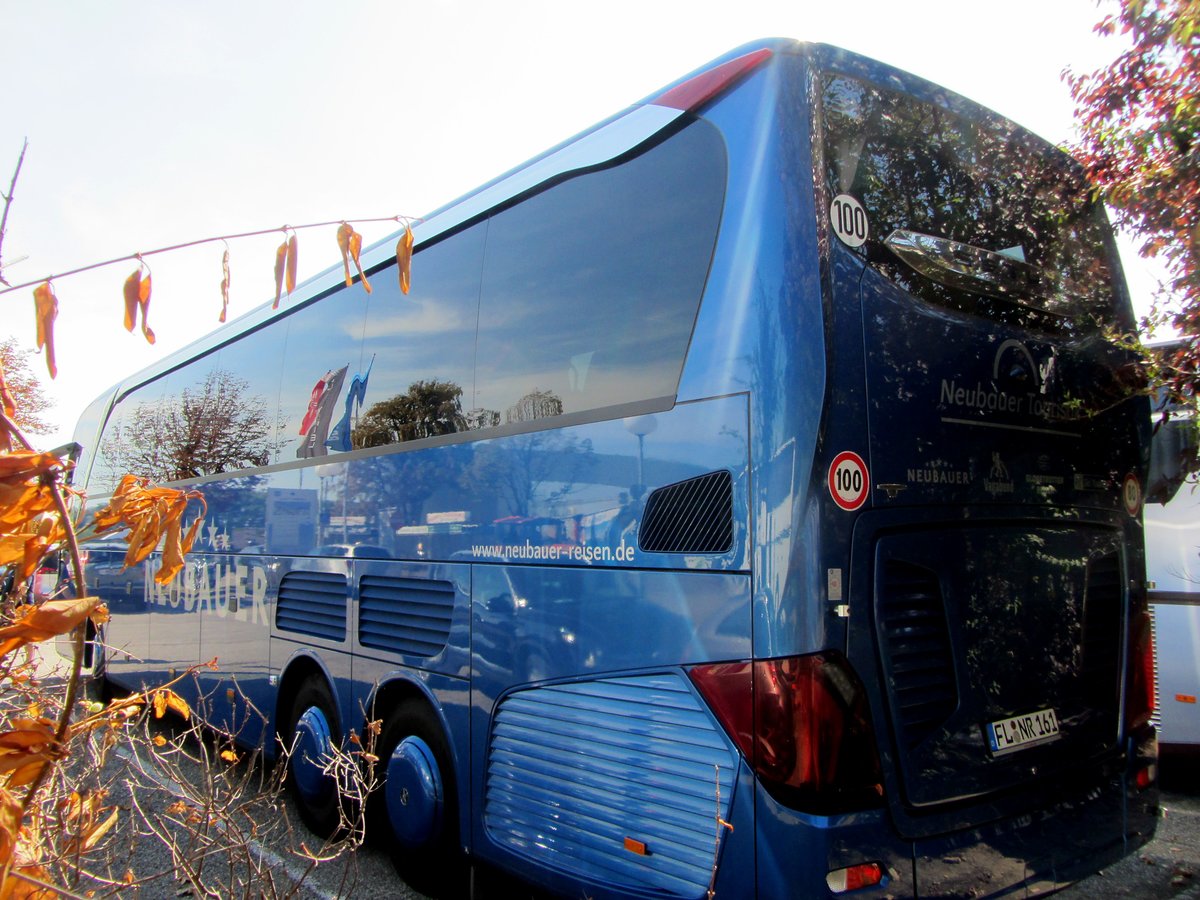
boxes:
[828,451,869,511]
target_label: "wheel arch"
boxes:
[273,650,341,761]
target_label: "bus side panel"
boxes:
[1152,601,1200,749]
[468,565,752,894]
[91,552,151,691]
[196,551,276,742]
[676,51,832,661]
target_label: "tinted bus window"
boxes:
[355,223,485,447]
[277,284,368,459]
[821,74,1119,333]
[474,120,726,424]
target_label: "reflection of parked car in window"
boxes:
[83,540,140,599]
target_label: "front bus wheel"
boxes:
[284,677,343,838]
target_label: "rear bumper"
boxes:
[753,754,1158,898]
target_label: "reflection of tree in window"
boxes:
[821,74,1116,330]
[352,380,467,448]
[463,430,595,520]
[103,369,280,482]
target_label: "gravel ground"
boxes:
[1060,760,1200,900]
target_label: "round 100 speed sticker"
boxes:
[828,451,870,511]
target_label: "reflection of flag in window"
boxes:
[326,355,374,453]
[297,366,348,458]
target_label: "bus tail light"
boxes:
[1126,607,1155,732]
[689,652,884,813]
[651,48,773,112]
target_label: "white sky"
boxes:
[0,0,1158,447]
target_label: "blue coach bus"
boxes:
[72,40,1157,898]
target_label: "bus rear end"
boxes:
[817,47,1154,895]
[682,43,1156,897]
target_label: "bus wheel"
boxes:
[285,678,341,837]
[369,701,462,887]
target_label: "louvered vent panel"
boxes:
[276,571,347,642]
[639,470,733,554]
[878,560,957,748]
[1082,552,1122,710]
[1149,604,1162,732]
[485,674,736,898]
[358,576,454,657]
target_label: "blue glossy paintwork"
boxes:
[293,706,334,808]
[386,736,443,848]
[677,47,830,663]
[480,674,737,895]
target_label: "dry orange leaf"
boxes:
[0,451,61,484]
[396,224,414,295]
[0,597,101,659]
[286,233,298,296]
[151,689,190,721]
[337,223,371,295]
[0,481,56,531]
[91,476,206,583]
[31,282,58,379]
[219,247,231,323]
[337,223,354,285]
[122,267,155,345]
[273,239,287,309]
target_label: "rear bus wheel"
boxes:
[368,700,463,890]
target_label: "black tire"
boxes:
[283,677,343,838]
[367,700,465,895]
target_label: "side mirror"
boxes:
[1146,417,1198,505]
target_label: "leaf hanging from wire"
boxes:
[273,239,287,309]
[336,223,371,294]
[396,223,414,295]
[219,246,231,323]
[121,266,155,345]
[31,281,58,379]
[286,233,298,296]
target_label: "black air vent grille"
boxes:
[1081,552,1122,708]
[877,560,957,748]
[639,470,733,554]
[276,571,347,642]
[359,576,454,657]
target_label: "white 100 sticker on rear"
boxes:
[828,451,869,511]
[831,194,869,248]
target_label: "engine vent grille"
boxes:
[276,571,347,642]
[877,560,957,748]
[639,470,733,554]
[358,575,454,657]
[485,674,736,896]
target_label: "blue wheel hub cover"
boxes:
[293,706,333,807]
[385,736,443,847]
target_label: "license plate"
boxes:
[985,708,1060,756]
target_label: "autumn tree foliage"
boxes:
[0,338,51,436]
[1065,0,1200,374]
